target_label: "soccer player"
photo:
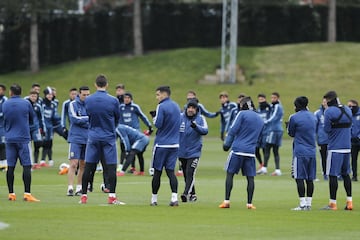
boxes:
[179,99,208,202]
[322,91,352,210]
[80,74,124,205]
[257,92,284,176]
[66,86,90,196]
[0,84,8,171]
[287,96,317,211]
[255,93,270,171]
[218,91,237,141]
[225,93,246,133]
[219,96,263,209]
[27,90,46,169]
[3,83,40,202]
[150,86,181,207]
[348,99,360,182]
[118,92,153,174]
[314,98,329,180]
[116,124,150,176]
[115,83,125,104]
[61,87,78,130]
[40,87,62,167]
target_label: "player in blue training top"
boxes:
[149,86,181,207]
[218,91,237,141]
[80,74,124,205]
[257,92,284,176]
[287,96,317,211]
[255,93,271,171]
[219,96,264,210]
[0,84,8,171]
[322,91,353,211]
[118,92,153,174]
[66,86,90,196]
[347,99,360,182]
[179,99,208,203]
[314,98,329,180]
[61,87,77,130]
[225,93,246,133]
[3,84,40,202]
[116,124,150,176]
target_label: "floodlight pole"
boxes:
[220,0,238,84]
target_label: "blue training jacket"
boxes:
[119,101,151,130]
[183,102,218,118]
[3,96,34,143]
[153,97,181,146]
[351,108,360,140]
[0,95,8,139]
[68,96,89,144]
[61,99,71,128]
[219,101,237,136]
[324,105,352,150]
[224,110,264,155]
[264,101,284,132]
[85,90,120,141]
[314,106,329,145]
[287,110,317,157]
[116,124,149,152]
[178,112,208,158]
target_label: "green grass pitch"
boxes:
[0,136,358,240]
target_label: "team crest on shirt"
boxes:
[70,152,74,158]
[130,107,134,111]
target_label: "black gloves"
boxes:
[190,121,196,128]
[148,126,153,135]
[220,133,224,141]
[62,127,68,140]
[223,144,230,152]
[149,110,156,117]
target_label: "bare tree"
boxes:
[133,0,143,56]
[328,0,336,42]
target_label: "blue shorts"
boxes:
[266,131,283,146]
[132,136,150,152]
[68,143,86,160]
[224,152,256,176]
[6,142,32,167]
[326,151,351,176]
[292,155,316,180]
[85,139,117,165]
[151,146,178,171]
[30,129,42,142]
[257,132,267,148]
[44,127,54,141]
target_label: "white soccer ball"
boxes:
[59,163,70,171]
[148,168,154,176]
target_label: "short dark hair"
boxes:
[96,74,108,87]
[31,83,40,88]
[257,93,266,98]
[156,85,171,96]
[79,86,90,93]
[29,90,39,96]
[69,87,77,92]
[116,84,125,89]
[187,90,196,96]
[349,99,358,106]
[272,92,280,98]
[10,84,22,95]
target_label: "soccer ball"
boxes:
[148,168,154,176]
[59,163,69,171]
[58,163,69,175]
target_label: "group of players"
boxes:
[0,78,359,209]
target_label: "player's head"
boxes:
[124,92,133,104]
[186,98,199,117]
[79,86,90,101]
[294,96,308,112]
[10,84,22,96]
[115,84,125,96]
[156,86,171,102]
[95,74,108,88]
[323,90,339,107]
[239,96,255,111]
[43,86,53,100]
[348,99,359,115]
